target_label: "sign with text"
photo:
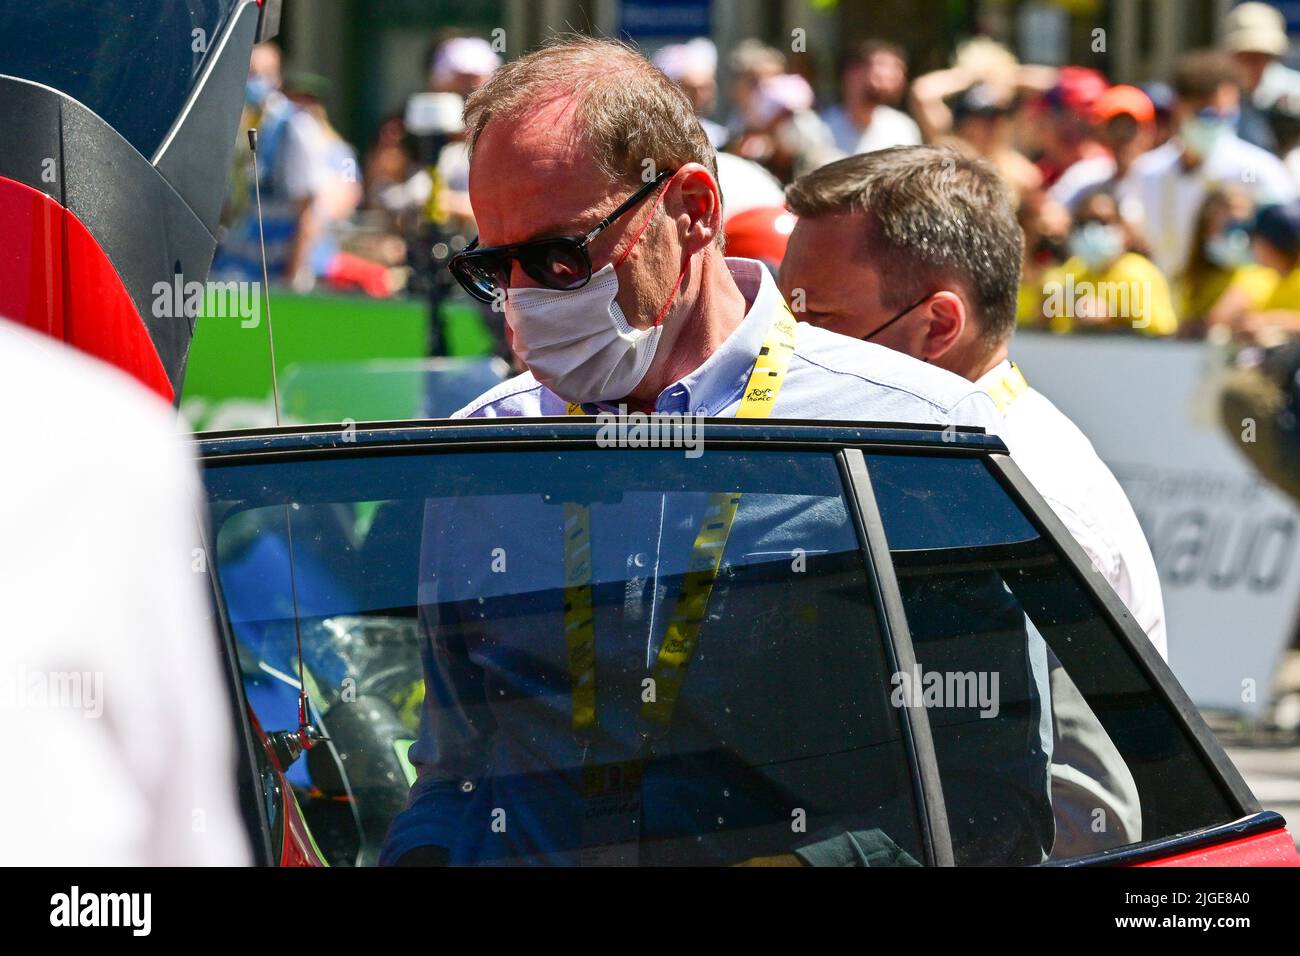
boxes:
[1012,332,1300,716]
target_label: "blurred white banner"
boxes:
[1013,332,1300,717]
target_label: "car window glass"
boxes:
[207,448,927,867]
[867,452,1241,864]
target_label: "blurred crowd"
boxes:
[213,3,1300,362]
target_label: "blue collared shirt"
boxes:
[377,261,1051,867]
[452,258,1004,432]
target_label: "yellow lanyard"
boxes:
[984,361,1029,413]
[562,305,797,739]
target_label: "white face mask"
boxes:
[505,262,666,404]
[1180,116,1234,158]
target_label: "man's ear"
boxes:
[671,163,722,255]
[920,290,966,362]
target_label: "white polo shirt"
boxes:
[977,360,1168,660]
[820,103,922,156]
[1117,135,1297,278]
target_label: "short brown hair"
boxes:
[1172,49,1242,101]
[463,35,718,189]
[785,145,1023,347]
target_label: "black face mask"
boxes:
[861,291,932,341]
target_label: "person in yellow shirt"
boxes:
[1210,200,1300,340]
[1176,185,1277,336]
[1046,189,1178,335]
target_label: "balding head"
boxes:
[460,36,738,407]
[464,35,717,188]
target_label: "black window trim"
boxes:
[839,448,955,867]
[982,452,1263,831]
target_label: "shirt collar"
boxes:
[587,257,781,416]
[654,257,780,415]
[974,358,1013,392]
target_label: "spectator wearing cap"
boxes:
[653,38,728,149]
[732,72,839,182]
[820,40,922,156]
[1138,81,1176,148]
[1214,199,1300,341]
[428,35,503,98]
[1034,67,1110,189]
[909,40,1051,205]
[422,36,503,220]
[1216,199,1300,521]
[213,68,343,291]
[1118,49,1297,278]
[1048,85,1155,215]
[909,37,1056,144]
[1221,1,1300,153]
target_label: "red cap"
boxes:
[1093,84,1155,126]
[1044,66,1108,114]
[723,206,797,267]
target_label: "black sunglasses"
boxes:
[449,168,675,303]
[861,290,933,341]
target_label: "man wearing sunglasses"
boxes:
[383,38,1008,868]
[442,38,1001,428]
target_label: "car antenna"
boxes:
[248,126,324,764]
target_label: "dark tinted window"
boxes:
[0,1,238,157]
[206,448,926,867]
[867,452,1240,864]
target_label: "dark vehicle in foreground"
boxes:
[195,417,1299,867]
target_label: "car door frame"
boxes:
[192,417,1283,867]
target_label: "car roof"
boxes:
[191,417,1009,458]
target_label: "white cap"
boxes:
[430,37,502,86]
[652,37,718,81]
[751,73,814,126]
[1223,2,1290,57]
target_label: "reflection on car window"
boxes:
[867,453,1240,864]
[207,448,926,866]
[0,0,238,157]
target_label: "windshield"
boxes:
[0,0,239,157]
